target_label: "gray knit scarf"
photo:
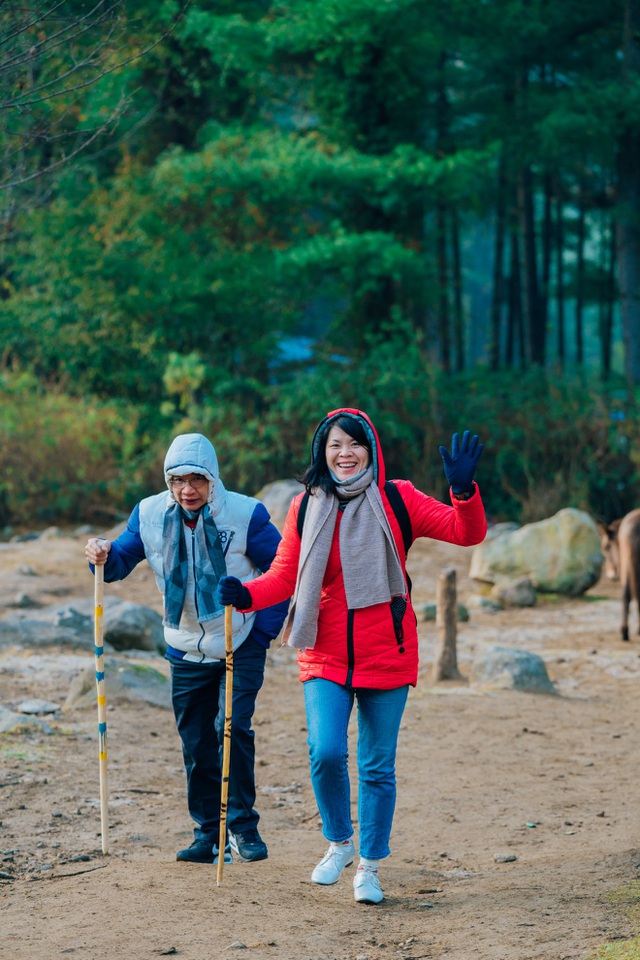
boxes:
[162,501,227,629]
[284,465,406,650]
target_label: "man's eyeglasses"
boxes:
[168,474,209,490]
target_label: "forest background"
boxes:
[2,0,640,531]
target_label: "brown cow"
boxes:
[598,508,640,641]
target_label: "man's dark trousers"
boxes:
[168,635,267,843]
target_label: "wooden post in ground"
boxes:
[433,567,462,681]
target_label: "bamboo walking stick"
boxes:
[217,604,234,885]
[93,559,109,855]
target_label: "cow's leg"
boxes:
[622,583,631,641]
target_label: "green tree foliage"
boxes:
[0,372,165,525]
[2,0,640,527]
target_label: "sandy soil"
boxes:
[1,529,640,960]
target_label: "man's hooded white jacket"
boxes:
[97,434,288,661]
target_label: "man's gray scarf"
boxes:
[162,501,227,629]
[284,465,406,650]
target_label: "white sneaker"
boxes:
[353,864,384,904]
[311,839,355,885]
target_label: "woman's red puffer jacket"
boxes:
[246,408,487,689]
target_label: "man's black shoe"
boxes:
[176,840,233,864]
[229,829,268,862]
[176,839,215,863]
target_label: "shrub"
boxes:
[0,373,161,527]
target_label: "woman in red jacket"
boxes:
[219,408,486,904]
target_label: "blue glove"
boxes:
[439,430,484,495]
[217,576,252,609]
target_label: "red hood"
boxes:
[310,407,386,489]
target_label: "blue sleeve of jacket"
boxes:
[245,502,289,647]
[96,503,147,582]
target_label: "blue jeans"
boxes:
[168,636,266,843]
[303,678,409,860]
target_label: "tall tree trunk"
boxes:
[436,202,450,372]
[616,0,640,387]
[507,232,524,368]
[541,171,553,352]
[519,164,543,364]
[451,210,465,372]
[601,219,616,379]
[490,152,507,371]
[575,183,586,366]
[555,184,566,368]
[435,50,451,372]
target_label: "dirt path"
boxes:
[1,532,639,960]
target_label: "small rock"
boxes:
[16,699,60,716]
[419,602,469,622]
[471,647,557,695]
[0,705,53,734]
[73,525,96,536]
[40,526,63,540]
[53,607,92,631]
[490,577,537,608]
[11,593,40,608]
[494,853,517,863]
[467,594,503,613]
[230,943,247,950]
[16,565,37,576]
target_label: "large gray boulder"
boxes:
[0,598,165,654]
[63,656,171,711]
[0,703,55,733]
[0,619,90,651]
[471,646,557,694]
[103,601,164,654]
[469,508,603,596]
[255,479,302,530]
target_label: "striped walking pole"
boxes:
[217,604,234,886]
[94,560,109,855]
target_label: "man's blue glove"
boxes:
[439,430,484,496]
[217,575,252,609]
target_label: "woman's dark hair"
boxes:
[298,414,372,494]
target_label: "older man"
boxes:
[86,433,288,864]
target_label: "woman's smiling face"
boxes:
[325,424,370,482]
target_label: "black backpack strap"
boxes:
[296,491,310,539]
[384,480,412,558]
